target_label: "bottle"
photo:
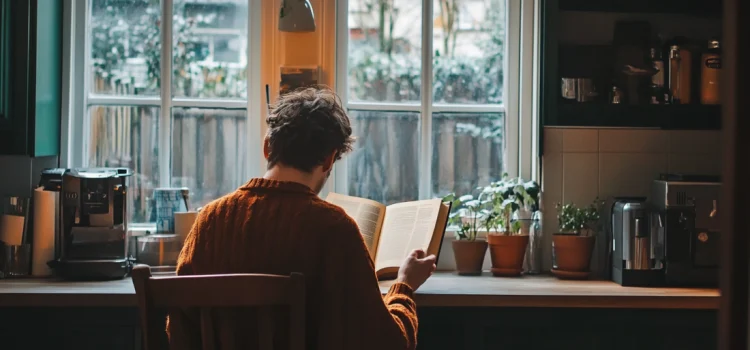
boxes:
[701,39,721,105]
[668,45,683,104]
[649,47,667,104]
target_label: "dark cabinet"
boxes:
[0,0,62,156]
[0,306,717,350]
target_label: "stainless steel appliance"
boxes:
[48,168,134,280]
[561,78,598,102]
[611,197,665,286]
[652,174,720,286]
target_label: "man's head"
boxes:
[264,87,354,193]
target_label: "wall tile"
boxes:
[543,127,563,154]
[563,129,598,152]
[562,153,599,206]
[599,153,667,199]
[542,153,563,207]
[668,131,721,155]
[0,156,32,197]
[598,129,668,153]
[668,154,721,176]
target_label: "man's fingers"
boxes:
[410,249,426,259]
[421,254,437,263]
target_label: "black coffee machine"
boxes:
[47,168,134,280]
[652,174,720,287]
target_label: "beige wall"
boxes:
[540,127,722,275]
[261,0,337,106]
[259,0,337,180]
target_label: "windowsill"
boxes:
[127,224,157,237]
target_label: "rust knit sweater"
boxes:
[167,178,418,350]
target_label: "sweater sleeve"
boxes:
[319,215,419,350]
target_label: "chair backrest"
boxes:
[131,265,305,350]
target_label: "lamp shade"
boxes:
[279,0,316,33]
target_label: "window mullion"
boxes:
[247,0,263,179]
[419,0,434,200]
[159,0,173,188]
[505,0,522,178]
[333,0,350,196]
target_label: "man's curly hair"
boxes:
[266,87,355,172]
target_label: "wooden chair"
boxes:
[131,265,305,350]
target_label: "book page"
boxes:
[375,199,443,271]
[325,193,386,258]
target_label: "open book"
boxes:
[326,193,451,280]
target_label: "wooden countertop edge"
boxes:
[0,293,719,310]
[412,294,720,310]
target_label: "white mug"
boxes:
[174,211,199,242]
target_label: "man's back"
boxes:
[167,178,419,350]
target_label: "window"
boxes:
[78,0,258,223]
[63,0,535,223]
[336,0,534,205]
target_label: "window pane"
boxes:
[431,112,505,198]
[90,0,161,96]
[432,0,505,104]
[348,0,423,103]
[173,0,248,99]
[172,108,247,211]
[88,105,160,223]
[347,110,419,204]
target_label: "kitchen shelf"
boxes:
[559,0,722,17]
[549,104,721,130]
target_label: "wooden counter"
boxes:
[0,272,719,309]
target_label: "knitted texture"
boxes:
[167,178,418,350]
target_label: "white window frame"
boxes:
[333,0,539,200]
[61,0,265,187]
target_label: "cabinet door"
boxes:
[0,0,61,157]
[0,0,31,155]
[0,1,9,128]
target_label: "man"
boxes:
[167,87,436,350]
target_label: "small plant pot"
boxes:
[552,234,596,280]
[452,240,488,276]
[487,233,529,277]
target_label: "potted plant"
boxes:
[445,194,487,276]
[485,175,540,277]
[552,200,602,280]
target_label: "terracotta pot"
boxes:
[552,234,596,279]
[452,240,487,276]
[487,234,529,277]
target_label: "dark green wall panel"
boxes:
[33,0,62,157]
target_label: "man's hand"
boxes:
[396,249,437,291]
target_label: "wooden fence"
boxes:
[88,105,504,222]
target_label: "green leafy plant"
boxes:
[555,199,603,236]
[480,174,540,235]
[444,192,484,241]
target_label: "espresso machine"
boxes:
[611,197,665,286]
[652,174,720,286]
[47,168,134,280]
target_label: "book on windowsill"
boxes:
[326,193,452,280]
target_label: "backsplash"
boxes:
[540,127,721,275]
[0,155,58,198]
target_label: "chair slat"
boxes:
[131,265,306,350]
